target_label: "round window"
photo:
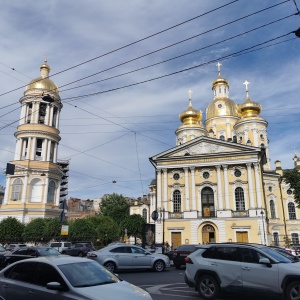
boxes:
[203,172,210,179]
[268,186,272,192]
[234,169,241,177]
[173,173,180,180]
[287,189,293,195]
[218,104,222,108]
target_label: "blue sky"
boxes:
[0,0,299,199]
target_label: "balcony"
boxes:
[169,212,184,219]
[198,210,217,218]
[232,210,249,218]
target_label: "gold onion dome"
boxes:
[26,59,59,94]
[179,96,202,125]
[239,80,262,118]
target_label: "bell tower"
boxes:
[0,59,66,223]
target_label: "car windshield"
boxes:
[0,246,6,252]
[59,261,120,287]
[261,247,293,263]
[37,248,61,256]
[177,245,197,251]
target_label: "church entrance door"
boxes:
[171,232,181,249]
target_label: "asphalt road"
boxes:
[118,265,282,300]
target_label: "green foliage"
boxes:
[283,169,300,207]
[99,193,130,225]
[23,218,47,243]
[94,216,119,245]
[0,217,25,243]
[44,218,62,241]
[68,218,96,241]
[119,214,146,243]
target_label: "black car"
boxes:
[268,246,300,262]
[172,244,198,269]
[1,246,61,268]
[61,243,95,257]
[0,246,10,268]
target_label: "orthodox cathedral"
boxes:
[0,60,69,223]
[141,63,300,249]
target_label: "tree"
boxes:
[23,218,46,243]
[99,193,130,225]
[44,218,62,241]
[0,217,25,243]
[94,216,119,245]
[283,168,300,207]
[68,218,96,242]
[119,214,146,244]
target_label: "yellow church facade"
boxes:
[146,64,299,249]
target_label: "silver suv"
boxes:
[185,243,300,300]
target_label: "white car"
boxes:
[47,241,72,253]
[185,243,300,300]
[87,244,170,273]
[0,256,152,300]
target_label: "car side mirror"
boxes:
[47,282,64,291]
[259,258,272,267]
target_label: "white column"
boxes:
[31,137,37,160]
[190,167,196,210]
[42,139,47,161]
[21,175,29,204]
[246,163,255,208]
[55,181,61,206]
[226,123,231,139]
[19,105,26,125]
[3,177,11,204]
[53,143,58,163]
[222,165,230,209]
[43,177,49,204]
[49,105,54,127]
[45,104,50,125]
[157,169,162,210]
[163,168,168,211]
[55,110,60,129]
[254,163,262,207]
[184,167,190,211]
[47,140,52,161]
[216,165,223,209]
[14,138,22,160]
[26,137,31,159]
[33,102,39,123]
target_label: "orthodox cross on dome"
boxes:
[243,80,250,98]
[188,89,193,106]
[216,62,222,76]
[44,52,48,63]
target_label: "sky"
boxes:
[0,0,299,200]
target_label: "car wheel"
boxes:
[153,260,165,272]
[286,281,300,300]
[104,261,116,273]
[78,252,83,257]
[197,275,220,300]
[174,263,181,269]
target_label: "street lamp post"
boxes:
[261,210,266,245]
[162,208,165,254]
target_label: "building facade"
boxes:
[146,65,299,249]
[0,60,69,223]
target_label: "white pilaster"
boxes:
[31,137,37,160]
[163,168,168,211]
[3,177,11,204]
[21,175,29,204]
[247,163,255,208]
[190,167,196,210]
[55,181,61,206]
[254,163,262,207]
[184,167,190,211]
[43,177,49,204]
[216,165,223,209]
[45,104,50,125]
[157,169,162,210]
[226,123,231,139]
[222,165,230,209]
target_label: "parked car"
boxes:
[172,244,199,269]
[185,242,300,300]
[1,246,61,268]
[0,246,10,268]
[87,244,170,273]
[0,256,152,300]
[269,246,300,262]
[47,241,72,253]
[61,243,95,257]
[5,243,27,252]
[164,250,175,261]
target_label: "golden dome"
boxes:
[212,75,229,89]
[206,97,239,119]
[26,61,59,94]
[179,98,202,125]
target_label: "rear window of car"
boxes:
[177,245,197,251]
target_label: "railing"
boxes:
[232,210,249,217]
[197,210,217,218]
[169,212,184,219]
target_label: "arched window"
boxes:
[291,233,299,245]
[201,187,214,217]
[173,190,181,213]
[219,135,225,141]
[142,208,147,221]
[273,232,279,246]
[47,180,56,203]
[30,178,43,203]
[288,202,296,220]
[11,178,23,201]
[235,187,245,211]
[270,200,276,219]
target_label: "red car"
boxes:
[172,244,199,269]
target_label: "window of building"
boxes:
[142,208,147,221]
[234,169,241,177]
[36,139,43,159]
[219,135,225,141]
[291,233,299,245]
[11,178,23,201]
[218,103,222,108]
[39,103,47,124]
[173,173,180,180]
[203,172,210,179]
[173,190,181,213]
[270,200,276,219]
[273,232,279,246]
[47,180,56,203]
[287,189,293,195]
[26,103,32,124]
[288,202,296,220]
[201,187,214,217]
[235,187,245,211]
[268,186,273,192]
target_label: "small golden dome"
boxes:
[212,75,229,90]
[206,97,239,119]
[26,60,59,94]
[179,98,202,125]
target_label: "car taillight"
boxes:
[173,253,178,257]
[83,247,88,251]
[185,257,193,264]
[87,253,97,257]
